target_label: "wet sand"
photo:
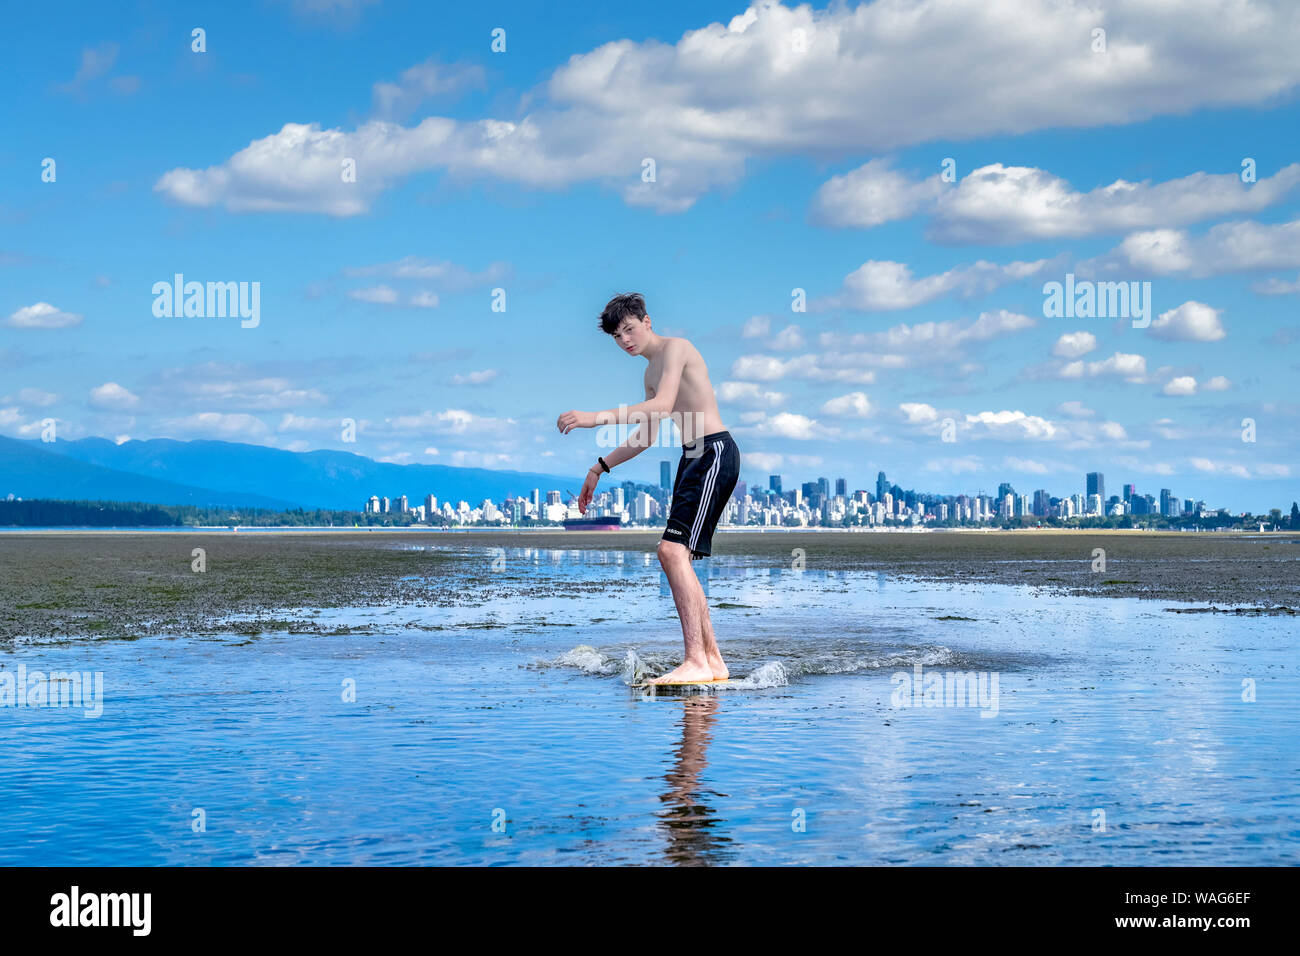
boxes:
[0,528,1295,641]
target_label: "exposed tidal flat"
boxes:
[0,529,1296,865]
[0,528,1295,641]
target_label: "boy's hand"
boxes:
[556,410,595,434]
[577,468,599,513]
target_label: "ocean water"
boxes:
[0,545,1295,865]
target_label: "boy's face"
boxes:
[612,314,650,355]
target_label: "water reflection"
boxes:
[656,696,736,866]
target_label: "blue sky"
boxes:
[2,0,1298,513]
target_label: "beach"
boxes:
[0,529,1295,642]
[0,529,1295,865]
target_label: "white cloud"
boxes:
[157,1,1300,216]
[349,285,399,304]
[821,392,873,418]
[155,363,329,409]
[1057,400,1094,418]
[159,412,273,440]
[450,369,498,385]
[15,388,58,407]
[448,450,517,469]
[899,402,939,425]
[277,414,335,432]
[387,408,517,437]
[1163,376,1198,395]
[809,158,944,228]
[372,59,486,118]
[1189,456,1252,479]
[1104,218,1300,277]
[744,411,827,440]
[343,256,509,290]
[1004,457,1051,474]
[715,381,788,407]
[1253,274,1300,295]
[924,456,982,474]
[770,324,805,350]
[731,353,875,385]
[1149,301,1226,341]
[1204,375,1231,391]
[1059,351,1147,382]
[814,160,1300,243]
[826,258,1052,311]
[1053,331,1097,358]
[742,451,783,472]
[6,302,83,329]
[964,409,1057,441]
[821,309,1036,354]
[89,382,140,410]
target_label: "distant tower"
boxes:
[660,461,671,489]
[769,474,782,495]
[876,471,888,501]
[835,477,846,497]
[1087,472,1105,503]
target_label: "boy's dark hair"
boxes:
[598,293,647,334]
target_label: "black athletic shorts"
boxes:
[662,430,740,560]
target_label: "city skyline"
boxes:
[356,464,1290,526]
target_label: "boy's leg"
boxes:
[651,539,715,683]
[700,601,728,680]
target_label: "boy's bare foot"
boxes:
[649,660,716,684]
[707,653,729,681]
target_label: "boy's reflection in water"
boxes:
[656,695,736,866]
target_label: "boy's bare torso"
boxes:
[645,336,726,444]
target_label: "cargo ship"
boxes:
[562,514,623,531]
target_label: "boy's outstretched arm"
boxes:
[556,340,684,433]
[574,386,662,513]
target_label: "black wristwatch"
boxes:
[597,456,610,473]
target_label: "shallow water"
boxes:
[1,546,1295,865]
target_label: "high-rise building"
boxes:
[998,482,1016,500]
[876,471,888,501]
[835,477,847,497]
[769,474,782,495]
[1123,483,1135,501]
[1033,489,1050,516]
[1087,472,1105,503]
[1160,488,1172,515]
[660,461,671,489]
[817,477,830,498]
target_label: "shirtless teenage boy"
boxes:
[556,293,741,685]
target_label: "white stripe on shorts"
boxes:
[688,440,723,552]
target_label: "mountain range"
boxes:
[0,435,595,511]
